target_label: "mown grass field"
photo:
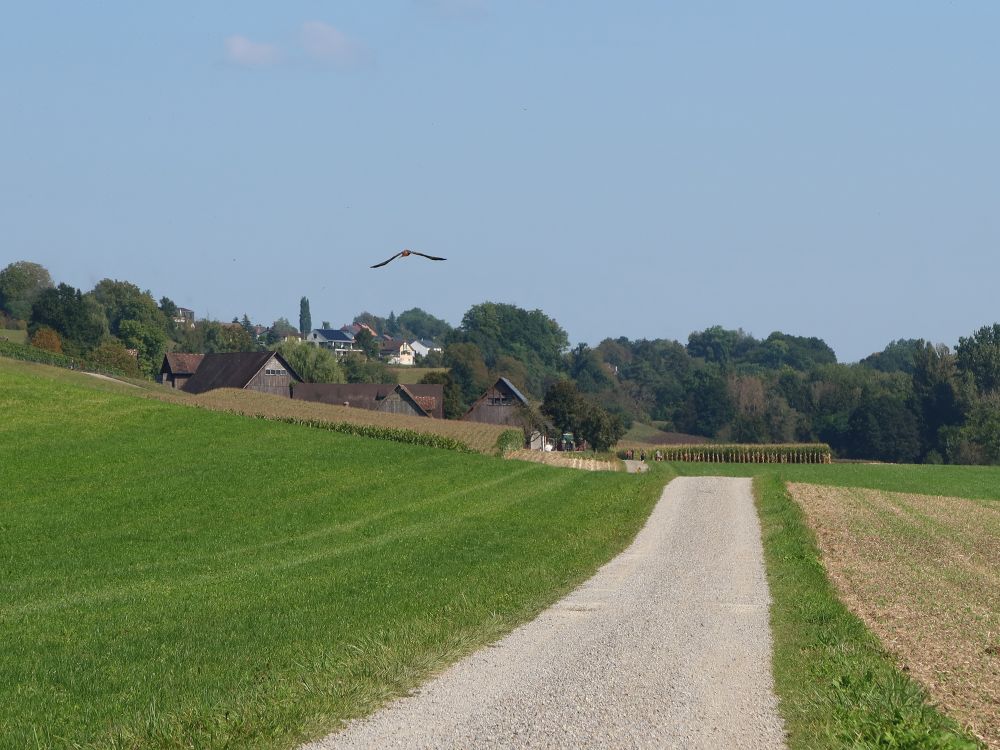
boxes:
[1,359,664,749]
[0,328,27,344]
[666,461,994,749]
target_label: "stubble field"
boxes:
[790,483,999,748]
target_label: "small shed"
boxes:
[181,351,301,397]
[462,377,532,427]
[158,353,205,389]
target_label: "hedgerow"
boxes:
[0,340,126,377]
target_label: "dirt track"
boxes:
[303,476,785,749]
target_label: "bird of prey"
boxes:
[370,248,447,269]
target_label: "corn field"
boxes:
[622,443,832,464]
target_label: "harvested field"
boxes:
[144,387,512,455]
[507,450,620,472]
[789,483,1000,748]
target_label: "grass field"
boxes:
[0,328,27,344]
[665,461,991,749]
[387,367,447,384]
[1,359,664,749]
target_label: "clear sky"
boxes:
[2,2,997,362]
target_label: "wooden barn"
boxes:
[158,352,204,389]
[462,377,532,427]
[293,383,444,418]
[181,351,301,397]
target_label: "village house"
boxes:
[305,328,358,355]
[157,352,204,389]
[380,339,415,366]
[181,351,301,398]
[293,383,444,418]
[172,308,195,329]
[409,339,442,358]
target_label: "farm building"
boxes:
[158,353,204,389]
[293,383,444,418]
[462,377,532,427]
[181,351,301,397]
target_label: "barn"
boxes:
[158,353,204,389]
[181,351,301,397]
[462,377,532,427]
[293,383,444,418]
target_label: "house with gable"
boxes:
[462,377,551,449]
[181,351,302,398]
[380,339,415,366]
[158,352,205,389]
[305,328,358,356]
[409,339,443,358]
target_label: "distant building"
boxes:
[305,328,358,355]
[380,339,415,366]
[410,339,442,358]
[293,383,444,418]
[181,351,301,398]
[173,308,195,328]
[158,353,204,389]
[462,377,531,427]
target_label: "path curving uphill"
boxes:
[303,477,785,749]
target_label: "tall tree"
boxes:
[277,340,344,383]
[956,323,1000,395]
[299,297,312,336]
[30,283,107,352]
[0,261,53,321]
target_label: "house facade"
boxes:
[409,339,442,358]
[305,328,358,355]
[380,339,415,366]
[462,377,531,427]
[181,351,301,398]
[158,352,204,389]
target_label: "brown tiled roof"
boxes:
[163,352,205,376]
[182,351,300,394]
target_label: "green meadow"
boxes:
[1,360,663,749]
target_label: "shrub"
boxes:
[30,326,62,354]
[494,429,525,456]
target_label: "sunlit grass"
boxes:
[1,359,664,749]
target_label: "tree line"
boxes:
[3,260,999,463]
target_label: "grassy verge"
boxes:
[1,362,665,749]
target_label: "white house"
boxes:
[381,339,415,366]
[305,328,358,355]
[409,339,443,358]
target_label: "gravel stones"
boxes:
[303,476,786,749]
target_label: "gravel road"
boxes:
[303,476,785,749]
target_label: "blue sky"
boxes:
[2,2,997,362]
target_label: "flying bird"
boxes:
[370,248,447,269]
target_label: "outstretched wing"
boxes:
[411,251,447,261]
[370,251,404,268]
